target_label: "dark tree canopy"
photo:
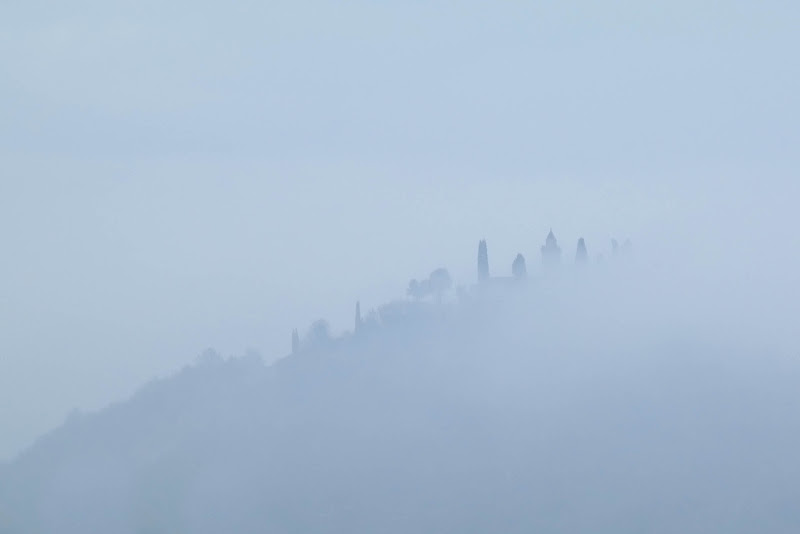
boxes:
[429,268,452,298]
[306,320,331,346]
[408,268,452,301]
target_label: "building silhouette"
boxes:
[541,229,562,268]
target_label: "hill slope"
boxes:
[2,274,800,533]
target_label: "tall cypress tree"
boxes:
[355,301,362,333]
[575,238,589,264]
[512,253,527,279]
[291,328,300,354]
[477,239,489,283]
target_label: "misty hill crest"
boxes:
[5,231,800,534]
[291,230,632,356]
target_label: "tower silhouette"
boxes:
[541,229,562,268]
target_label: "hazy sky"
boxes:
[2,1,799,459]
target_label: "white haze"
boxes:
[3,254,800,532]
[0,1,799,530]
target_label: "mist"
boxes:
[1,1,800,531]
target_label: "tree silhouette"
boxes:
[512,253,527,279]
[621,238,633,255]
[477,239,489,283]
[291,329,300,354]
[429,268,452,301]
[306,320,331,347]
[196,348,223,366]
[575,238,588,264]
[407,278,427,300]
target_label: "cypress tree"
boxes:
[477,239,489,283]
[291,328,300,354]
[576,238,589,264]
[512,253,527,279]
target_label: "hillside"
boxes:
[2,269,800,533]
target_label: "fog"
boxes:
[1,1,800,531]
[4,245,800,532]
